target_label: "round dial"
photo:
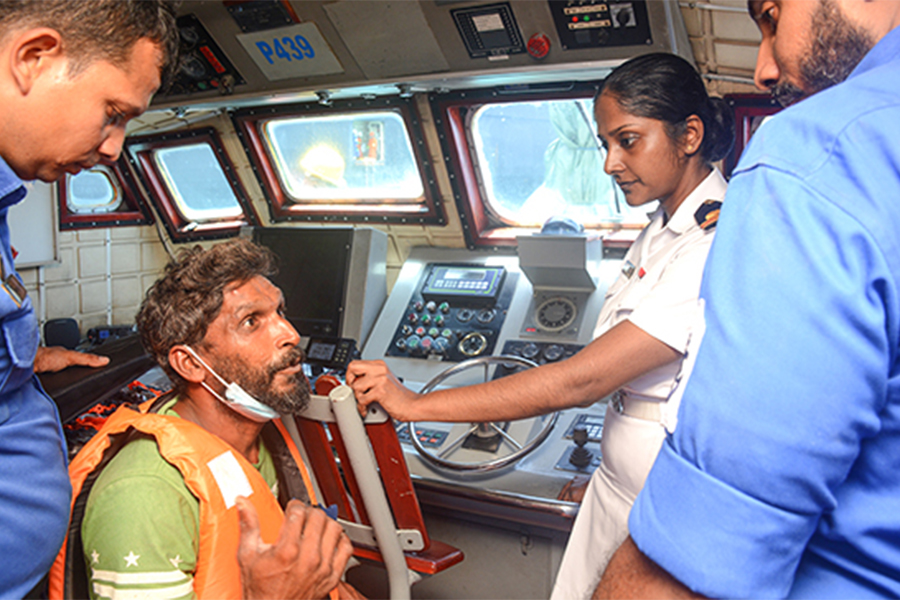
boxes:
[535,297,577,332]
[458,332,488,357]
[476,308,496,324]
[179,55,208,80]
[456,308,474,323]
[543,344,565,362]
[179,26,200,46]
[520,342,540,360]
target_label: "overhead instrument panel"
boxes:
[548,0,652,50]
[165,14,245,97]
[150,1,694,109]
[386,263,517,362]
[225,0,298,33]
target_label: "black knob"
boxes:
[569,426,593,468]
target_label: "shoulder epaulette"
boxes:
[694,200,722,231]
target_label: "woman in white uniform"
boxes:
[346,53,734,599]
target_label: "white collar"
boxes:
[655,168,728,235]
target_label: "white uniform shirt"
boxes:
[549,169,728,600]
[593,168,727,425]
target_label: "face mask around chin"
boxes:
[185,346,280,422]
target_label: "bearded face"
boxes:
[770,0,874,107]
[214,345,311,415]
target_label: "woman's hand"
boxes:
[345,360,420,421]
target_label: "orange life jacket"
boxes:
[48,397,325,600]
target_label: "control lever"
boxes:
[568,426,593,468]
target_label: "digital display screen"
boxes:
[422,265,505,300]
[445,270,485,281]
[307,342,336,361]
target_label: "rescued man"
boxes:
[597,1,900,598]
[0,1,180,596]
[49,239,361,599]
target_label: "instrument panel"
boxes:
[385,263,518,362]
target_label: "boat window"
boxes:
[66,168,122,214]
[431,86,651,249]
[57,160,153,230]
[723,93,782,177]
[264,112,423,202]
[471,100,648,227]
[232,97,444,224]
[154,143,244,222]
[126,127,259,242]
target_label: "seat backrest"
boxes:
[289,383,463,599]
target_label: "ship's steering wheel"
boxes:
[407,355,559,473]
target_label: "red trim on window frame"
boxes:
[230,96,445,225]
[429,83,642,250]
[57,158,153,230]
[723,94,782,178]
[125,127,259,243]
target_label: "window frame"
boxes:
[230,96,445,225]
[723,93,782,178]
[429,82,640,250]
[57,158,153,230]
[125,127,260,243]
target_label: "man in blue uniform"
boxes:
[0,2,179,596]
[596,1,900,598]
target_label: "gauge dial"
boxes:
[543,344,564,362]
[535,296,577,332]
[458,332,488,357]
[179,55,208,80]
[520,342,540,360]
[476,308,496,324]
[179,26,200,47]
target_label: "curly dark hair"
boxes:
[0,0,180,86]
[136,238,277,392]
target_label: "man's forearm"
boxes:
[594,536,705,600]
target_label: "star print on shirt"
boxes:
[124,551,140,567]
[91,550,100,565]
[169,555,183,569]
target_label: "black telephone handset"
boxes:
[304,336,358,372]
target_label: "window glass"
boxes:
[262,111,425,203]
[66,167,122,214]
[153,143,244,222]
[471,100,652,228]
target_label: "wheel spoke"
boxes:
[438,424,479,459]
[414,354,551,472]
[489,423,523,450]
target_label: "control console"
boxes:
[386,263,518,362]
[361,245,620,511]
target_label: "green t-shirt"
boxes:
[81,399,278,600]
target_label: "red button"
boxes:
[527,33,551,60]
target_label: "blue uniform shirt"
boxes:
[0,158,71,599]
[629,26,900,599]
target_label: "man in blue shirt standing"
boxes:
[0,2,180,597]
[597,1,900,598]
